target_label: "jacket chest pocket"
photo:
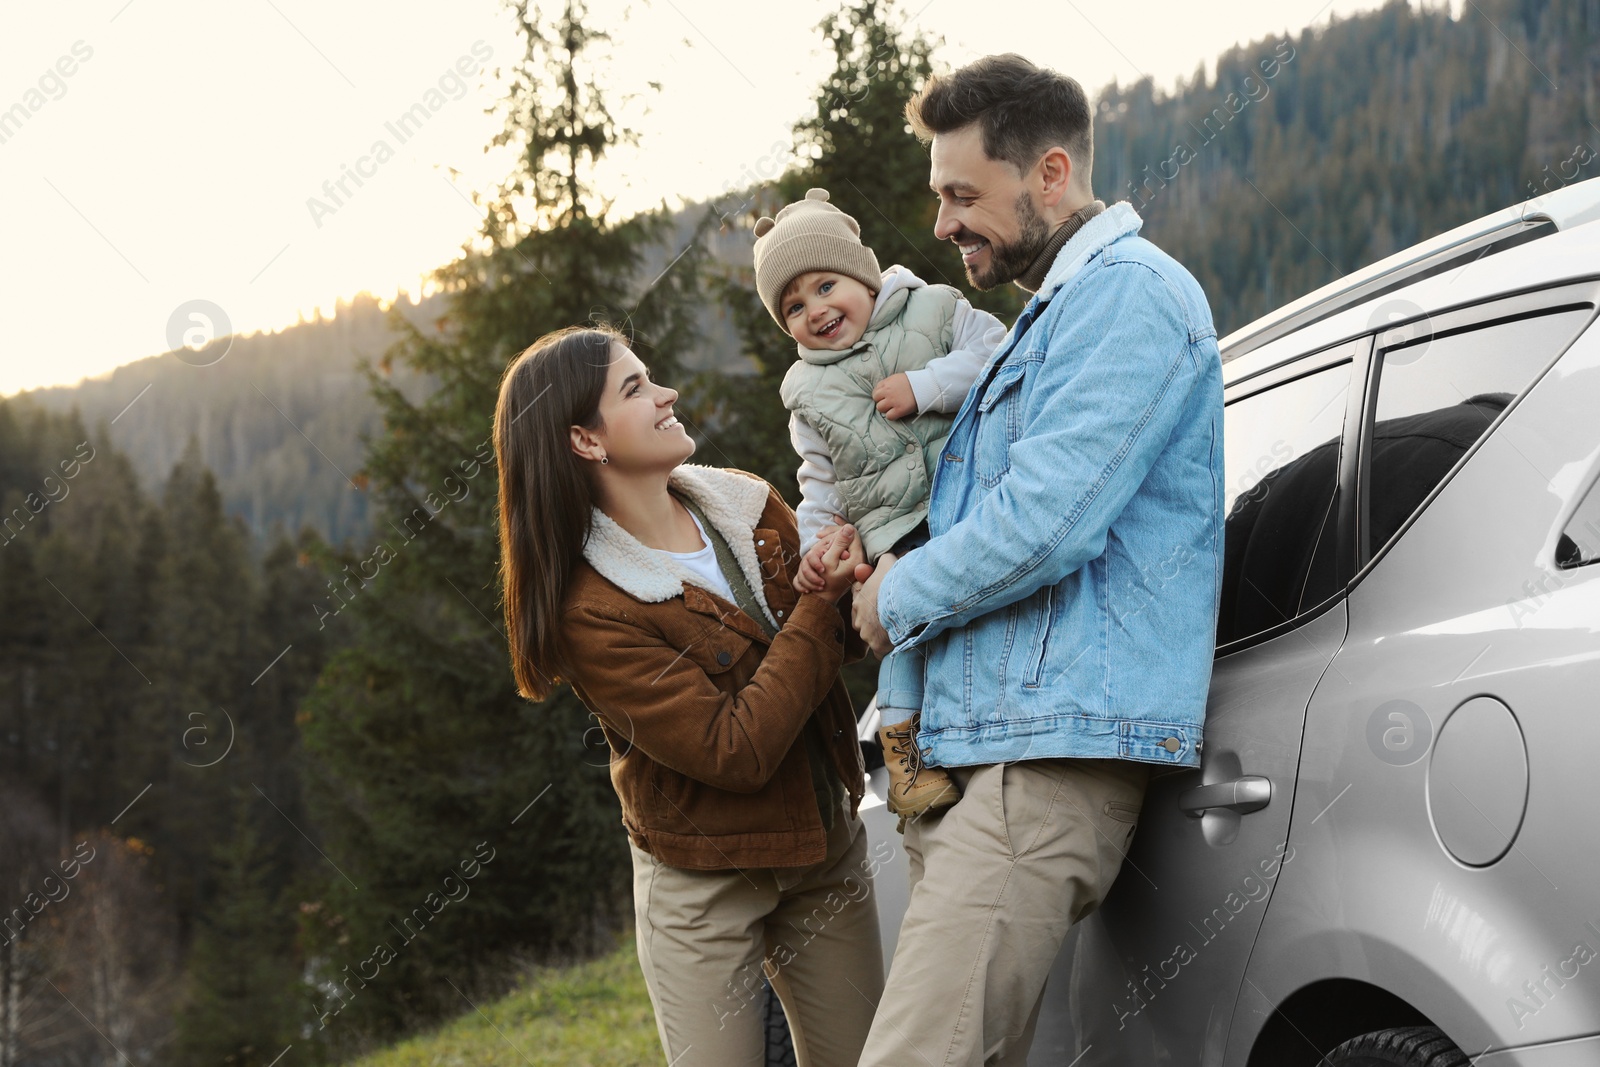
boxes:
[683,625,755,677]
[974,362,1027,489]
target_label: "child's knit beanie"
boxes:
[752,188,882,333]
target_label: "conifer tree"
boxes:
[173,799,299,1067]
[799,1,1003,311]
[699,0,1001,505]
[123,438,256,938]
[242,528,331,828]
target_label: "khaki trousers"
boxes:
[630,800,886,1067]
[858,757,1151,1067]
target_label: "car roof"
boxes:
[1220,176,1600,389]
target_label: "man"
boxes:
[851,54,1225,1065]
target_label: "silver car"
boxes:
[855,178,1600,1066]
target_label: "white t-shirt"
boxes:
[661,509,736,603]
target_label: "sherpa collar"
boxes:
[1035,201,1144,301]
[581,464,778,627]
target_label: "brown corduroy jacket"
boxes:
[557,465,865,871]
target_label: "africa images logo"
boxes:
[1366,699,1432,767]
[167,299,233,367]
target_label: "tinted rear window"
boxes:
[1369,309,1591,555]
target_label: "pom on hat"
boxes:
[805,188,830,203]
[754,217,775,238]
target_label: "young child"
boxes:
[752,188,1007,828]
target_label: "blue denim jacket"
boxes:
[877,203,1224,769]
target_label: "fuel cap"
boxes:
[1427,696,1529,866]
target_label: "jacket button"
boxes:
[1162,737,1181,753]
[833,729,844,740]
[757,539,765,546]
[904,441,916,452]
[777,609,785,617]
[717,651,731,666]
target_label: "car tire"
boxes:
[762,979,797,1067]
[1327,1026,1470,1066]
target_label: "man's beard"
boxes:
[963,191,1053,290]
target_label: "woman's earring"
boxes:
[599,455,608,465]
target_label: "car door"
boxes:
[1028,340,1364,1066]
[1230,288,1600,1062]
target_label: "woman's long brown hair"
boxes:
[494,326,619,700]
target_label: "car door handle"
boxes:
[1179,776,1271,817]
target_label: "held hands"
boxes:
[794,518,893,654]
[807,525,865,604]
[793,514,848,593]
[872,373,918,420]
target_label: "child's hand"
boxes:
[872,374,918,420]
[793,531,833,593]
[812,525,864,604]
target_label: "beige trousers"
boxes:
[629,800,886,1067]
[858,757,1151,1067]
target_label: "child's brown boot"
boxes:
[877,714,959,832]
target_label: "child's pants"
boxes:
[876,524,930,723]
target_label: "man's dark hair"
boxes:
[906,54,1093,184]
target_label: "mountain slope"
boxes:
[19,203,749,549]
[20,293,438,549]
[1100,0,1599,335]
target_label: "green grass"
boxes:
[349,939,663,1067]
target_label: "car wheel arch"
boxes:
[1246,978,1434,1067]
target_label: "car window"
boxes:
[1557,478,1600,569]
[1218,363,1350,647]
[1369,309,1591,556]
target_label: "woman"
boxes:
[493,326,884,1067]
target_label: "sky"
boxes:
[0,0,1415,397]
